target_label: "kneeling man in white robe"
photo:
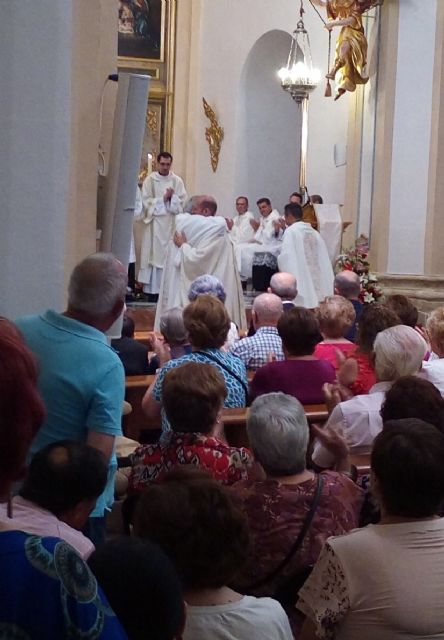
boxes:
[154,195,247,331]
[236,197,283,280]
[278,202,334,308]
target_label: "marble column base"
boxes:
[376,273,444,320]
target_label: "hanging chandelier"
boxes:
[278,2,320,103]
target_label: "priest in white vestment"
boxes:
[236,197,283,279]
[154,195,247,331]
[229,196,257,244]
[138,152,187,295]
[278,202,334,308]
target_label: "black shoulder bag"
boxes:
[244,474,324,606]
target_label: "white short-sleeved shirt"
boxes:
[422,359,444,396]
[184,595,293,640]
[298,518,444,640]
[312,381,392,468]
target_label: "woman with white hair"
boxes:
[312,324,427,468]
[231,393,363,636]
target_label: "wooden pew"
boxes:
[123,373,329,446]
[221,405,329,449]
[124,375,157,440]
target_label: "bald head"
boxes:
[269,272,297,301]
[189,195,217,216]
[334,270,361,300]
[252,293,283,328]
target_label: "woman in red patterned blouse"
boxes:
[129,362,253,492]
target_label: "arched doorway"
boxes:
[234,30,302,214]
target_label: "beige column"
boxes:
[0,0,117,318]
[424,0,444,276]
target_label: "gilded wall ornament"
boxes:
[146,109,158,136]
[202,97,224,172]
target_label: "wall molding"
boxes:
[377,273,444,316]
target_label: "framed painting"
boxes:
[118,0,167,65]
[117,1,176,175]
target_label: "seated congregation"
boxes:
[5,247,444,640]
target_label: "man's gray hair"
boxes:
[269,272,297,300]
[334,270,361,299]
[188,275,226,303]
[247,393,309,475]
[68,253,127,316]
[374,325,427,381]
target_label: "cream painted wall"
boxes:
[387,0,437,275]
[0,0,117,318]
[173,0,349,216]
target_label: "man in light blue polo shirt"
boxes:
[16,253,127,545]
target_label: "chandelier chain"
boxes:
[308,0,327,25]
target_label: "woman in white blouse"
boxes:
[298,418,444,640]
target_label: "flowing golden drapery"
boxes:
[328,0,369,93]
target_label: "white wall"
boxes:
[234,30,300,214]
[173,0,349,216]
[0,0,117,318]
[387,0,437,274]
[0,1,72,317]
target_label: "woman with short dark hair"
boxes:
[250,307,335,404]
[298,418,444,640]
[129,362,252,492]
[135,467,293,640]
[89,537,185,640]
[142,296,248,430]
[338,303,400,395]
[380,375,444,432]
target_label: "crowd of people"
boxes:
[3,161,444,638]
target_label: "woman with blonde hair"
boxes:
[314,295,356,370]
[422,307,444,395]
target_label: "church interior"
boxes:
[1,0,443,321]
[2,1,444,639]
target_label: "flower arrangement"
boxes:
[335,234,383,303]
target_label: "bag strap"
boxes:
[193,351,249,402]
[245,474,324,591]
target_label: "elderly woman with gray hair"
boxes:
[231,392,363,635]
[148,307,191,373]
[188,274,239,349]
[312,324,428,469]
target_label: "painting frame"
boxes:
[118,0,172,67]
[117,0,176,168]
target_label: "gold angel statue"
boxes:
[312,0,383,100]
